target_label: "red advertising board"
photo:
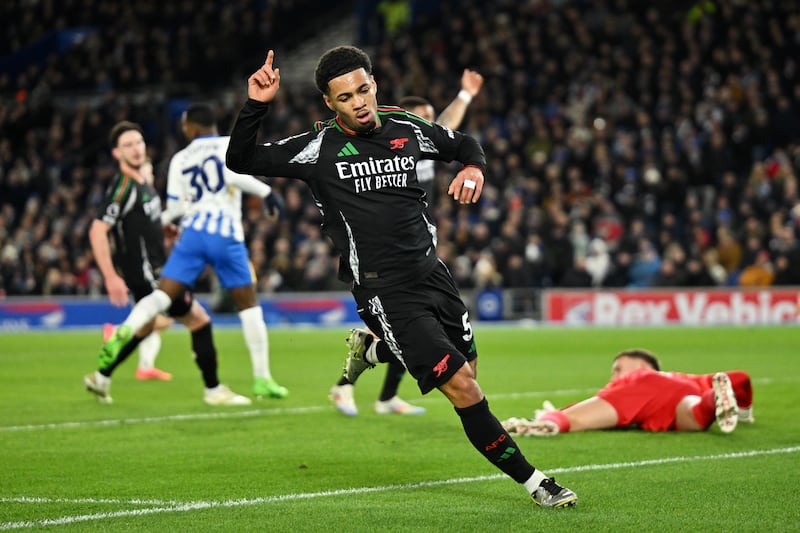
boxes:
[544,288,800,325]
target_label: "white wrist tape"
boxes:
[463,179,476,189]
[457,89,473,104]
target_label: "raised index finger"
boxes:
[261,50,277,82]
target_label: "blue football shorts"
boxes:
[161,227,255,289]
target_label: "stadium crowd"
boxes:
[1,0,799,299]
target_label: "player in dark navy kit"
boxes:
[84,121,249,406]
[329,69,485,417]
[99,156,174,382]
[226,46,577,508]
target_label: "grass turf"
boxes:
[0,324,798,531]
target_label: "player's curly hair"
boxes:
[615,348,661,371]
[314,45,372,94]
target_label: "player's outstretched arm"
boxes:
[248,50,281,103]
[436,69,484,130]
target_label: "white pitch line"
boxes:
[1,446,798,530]
[0,376,792,433]
[0,406,329,432]
[0,390,595,433]
[0,497,184,506]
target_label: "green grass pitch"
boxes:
[0,324,798,531]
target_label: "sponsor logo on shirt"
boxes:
[335,155,416,193]
[143,194,162,222]
[337,142,360,157]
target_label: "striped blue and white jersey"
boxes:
[163,135,271,242]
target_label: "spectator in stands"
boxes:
[603,250,632,288]
[560,256,592,288]
[772,252,800,285]
[1,0,799,306]
[628,239,662,288]
[715,227,743,282]
[584,238,611,287]
[683,256,717,287]
[738,250,775,287]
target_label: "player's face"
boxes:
[112,130,146,170]
[610,356,646,381]
[323,68,379,133]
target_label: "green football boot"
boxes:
[98,324,133,370]
[253,377,289,399]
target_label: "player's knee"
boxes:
[440,364,483,406]
[154,315,175,330]
[468,359,478,378]
[229,285,257,310]
[177,303,210,331]
[167,288,194,317]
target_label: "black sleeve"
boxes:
[453,134,487,172]
[226,98,271,174]
[226,99,316,180]
[415,116,486,172]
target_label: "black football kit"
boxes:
[226,97,567,498]
[227,99,484,392]
[228,100,485,288]
[95,173,165,300]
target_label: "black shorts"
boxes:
[127,280,158,303]
[117,252,159,297]
[352,261,478,394]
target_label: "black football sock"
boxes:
[191,323,219,388]
[99,335,144,376]
[455,397,536,483]
[378,361,406,401]
[374,339,395,363]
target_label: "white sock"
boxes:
[365,339,380,364]
[239,305,271,380]
[124,290,172,333]
[137,332,161,370]
[523,469,548,493]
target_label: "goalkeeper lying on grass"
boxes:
[502,349,754,437]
